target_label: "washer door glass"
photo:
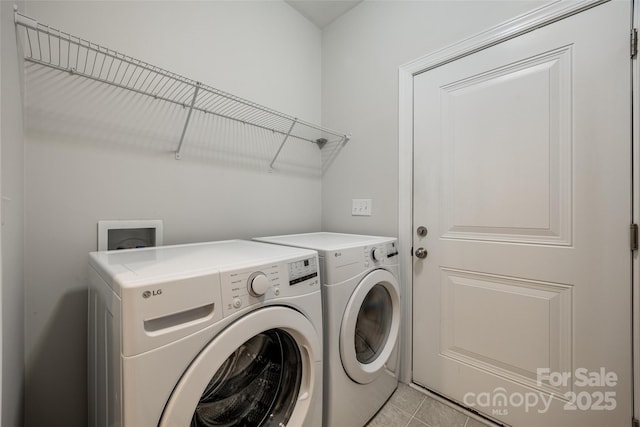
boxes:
[355,284,392,364]
[192,329,302,427]
[159,306,320,427]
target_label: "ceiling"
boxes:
[285,1,363,28]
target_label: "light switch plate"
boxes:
[352,199,372,216]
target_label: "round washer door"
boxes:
[339,268,400,385]
[159,306,321,427]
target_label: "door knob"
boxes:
[415,247,428,259]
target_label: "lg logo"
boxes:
[143,289,163,299]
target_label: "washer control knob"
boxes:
[371,247,383,262]
[232,297,242,309]
[248,272,269,296]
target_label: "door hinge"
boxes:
[631,224,638,251]
[632,417,639,427]
[632,28,638,58]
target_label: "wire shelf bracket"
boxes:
[269,119,298,170]
[175,83,201,160]
[14,10,350,166]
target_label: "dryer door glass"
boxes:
[191,329,302,427]
[355,284,393,364]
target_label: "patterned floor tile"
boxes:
[367,402,412,427]
[388,383,427,415]
[413,395,468,427]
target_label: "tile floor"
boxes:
[367,383,498,427]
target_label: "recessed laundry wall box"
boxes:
[97,220,163,251]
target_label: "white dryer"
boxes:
[254,233,401,427]
[88,240,323,427]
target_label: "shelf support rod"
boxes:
[175,83,201,160]
[269,118,297,170]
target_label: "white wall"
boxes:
[321,0,547,236]
[22,2,322,426]
[1,1,26,426]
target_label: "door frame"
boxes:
[633,0,639,420]
[397,0,635,416]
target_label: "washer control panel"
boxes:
[289,257,318,286]
[220,256,319,317]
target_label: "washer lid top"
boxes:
[255,232,396,253]
[89,239,317,290]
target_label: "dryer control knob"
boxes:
[248,272,269,296]
[371,247,383,262]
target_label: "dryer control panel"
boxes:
[220,256,319,317]
[323,239,399,284]
[364,241,398,267]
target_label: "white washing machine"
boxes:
[254,232,401,427]
[87,240,323,427]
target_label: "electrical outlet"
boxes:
[352,199,372,216]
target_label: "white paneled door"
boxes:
[412,2,632,426]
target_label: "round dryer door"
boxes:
[159,306,321,427]
[340,268,400,384]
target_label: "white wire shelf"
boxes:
[14,10,350,165]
